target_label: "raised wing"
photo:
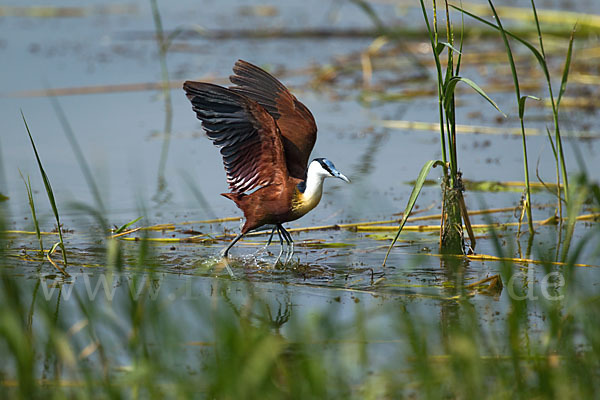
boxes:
[229,60,317,180]
[183,81,287,194]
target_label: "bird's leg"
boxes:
[221,261,235,278]
[220,232,245,277]
[288,239,295,264]
[273,225,285,266]
[221,232,245,258]
[279,225,294,265]
[262,226,276,251]
[255,226,276,257]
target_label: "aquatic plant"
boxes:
[453,0,576,223]
[386,0,504,261]
[21,112,69,276]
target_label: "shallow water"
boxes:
[1,0,599,381]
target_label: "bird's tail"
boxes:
[221,192,244,206]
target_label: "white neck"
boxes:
[301,161,330,205]
[303,169,325,201]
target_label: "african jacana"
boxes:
[183,60,349,264]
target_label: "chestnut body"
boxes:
[183,60,349,262]
[222,179,303,233]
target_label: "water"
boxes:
[1,0,599,381]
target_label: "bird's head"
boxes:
[309,158,350,183]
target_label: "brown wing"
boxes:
[183,81,288,194]
[229,60,317,180]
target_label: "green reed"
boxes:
[486,0,536,234]
[385,0,504,259]
[453,0,576,221]
[21,112,68,274]
[18,171,43,255]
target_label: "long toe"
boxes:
[217,249,235,277]
[285,241,295,264]
[274,244,284,266]
[260,233,274,254]
[260,243,269,253]
[257,241,270,256]
[222,259,235,278]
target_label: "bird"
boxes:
[183,60,349,266]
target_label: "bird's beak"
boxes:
[335,171,351,183]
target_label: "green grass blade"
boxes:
[18,171,43,254]
[545,127,558,161]
[557,25,576,108]
[486,1,521,96]
[114,216,143,235]
[382,160,444,267]
[487,0,537,234]
[444,76,505,117]
[419,0,435,45]
[21,111,68,271]
[451,5,550,81]
[436,41,463,56]
[455,0,465,76]
[455,1,569,197]
[454,3,569,198]
[443,1,455,88]
[530,0,546,58]
[419,0,448,165]
[518,95,541,119]
[561,176,587,263]
[525,0,568,200]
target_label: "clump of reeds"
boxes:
[385,0,505,263]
